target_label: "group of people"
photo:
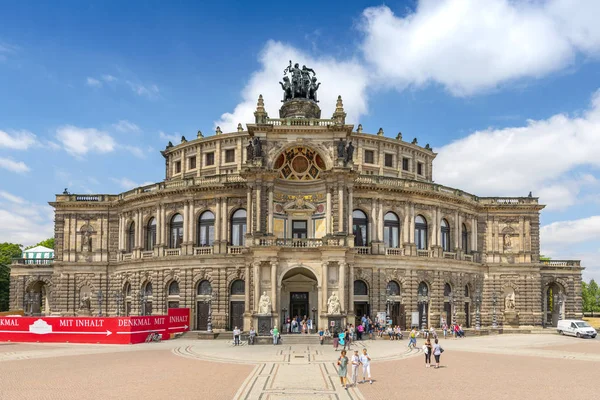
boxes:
[285,315,313,334]
[336,348,373,389]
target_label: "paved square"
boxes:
[0,334,598,400]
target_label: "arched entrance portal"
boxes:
[545,283,564,327]
[280,267,319,333]
[27,281,50,316]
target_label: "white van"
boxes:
[557,319,597,338]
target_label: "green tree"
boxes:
[25,237,55,251]
[582,279,600,313]
[0,242,23,311]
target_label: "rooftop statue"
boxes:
[281,60,320,102]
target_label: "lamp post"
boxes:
[97,290,103,317]
[448,291,454,325]
[311,307,317,330]
[475,289,481,331]
[558,292,564,321]
[204,291,216,333]
[115,291,123,317]
[139,291,147,316]
[282,307,288,332]
[418,297,428,331]
[492,292,498,329]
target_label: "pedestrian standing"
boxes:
[343,329,350,350]
[249,326,256,345]
[318,327,324,345]
[433,338,443,368]
[359,348,372,384]
[408,328,417,349]
[442,323,448,339]
[350,350,360,386]
[357,323,364,341]
[333,330,340,351]
[272,326,279,345]
[233,326,241,346]
[337,350,349,389]
[423,338,432,367]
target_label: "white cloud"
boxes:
[102,74,117,83]
[0,157,29,173]
[0,191,53,246]
[113,120,141,133]
[86,77,102,87]
[359,1,600,96]
[56,125,116,156]
[215,40,369,132]
[126,81,159,98]
[541,216,600,246]
[159,131,180,143]
[0,129,37,150]
[434,89,600,210]
[111,177,154,190]
[123,145,146,158]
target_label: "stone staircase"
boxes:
[278,334,321,345]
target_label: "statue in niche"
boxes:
[246,139,254,160]
[337,139,346,159]
[253,137,262,158]
[503,234,512,250]
[345,141,354,164]
[258,291,272,315]
[504,290,516,311]
[79,292,91,312]
[81,225,93,253]
[327,292,341,314]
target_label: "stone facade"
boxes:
[10,91,583,331]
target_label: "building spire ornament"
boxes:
[237,123,243,132]
[215,126,222,135]
[332,95,346,124]
[377,128,384,136]
[254,94,268,123]
[357,124,363,133]
[197,130,203,138]
[396,131,402,140]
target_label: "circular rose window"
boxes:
[275,147,326,180]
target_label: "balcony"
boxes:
[541,260,581,267]
[123,253,133,261]
[194,247,214,255]
[141,251,155,259]
[165,248,181,257]
[417,249,433,257]
[355,247,371,255]
[256,238,346,248]
[443,251,457,260]
[228,246,244,254]
[386,248,404,256]
[11,258,54,266]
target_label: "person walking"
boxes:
[442,322,448,339]
[318,327,324,345]
[249,326,256,345]
[350,350,360,386]
[359,348,373,384]
[408,328,417,349]
[343,329,350,351]
[423,338,433,367]
[433,338,443,368]
[337,350,349,389]
[271,326,280,345]
[233,326,241,346]
[357,323,364,341]
[333,330,340,351]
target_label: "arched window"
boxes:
[354,280,368,296]
[197,280,212,295]
[415,215,428,250]
[387,281,401,296]
[169,214,184,248]
[124,282,131,297]
[352,210,368,246]
[123,282,131,316]
[144,282,153,296]
[441,219,450,252]
[230,209,247,246]
[464,285,470,297]
[146,218,156,251]
[230,279,245,295]
[444,283,452,297]
[418,281,429,297]
[197,211,215,246]
[127,221,135,253]
[462,223,469,253]
[142,282,153,316]
[384,212,400,248]
[168,281,180,296]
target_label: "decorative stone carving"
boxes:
[327,292,341,314]
[504,288,516,311]
[258,292,272,315]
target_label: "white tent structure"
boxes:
[22,245,54,264]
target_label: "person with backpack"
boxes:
[433,338,444,368]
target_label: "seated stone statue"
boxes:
[327,292,341,314]
[258,291,271,315]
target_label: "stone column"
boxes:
[253,262,260,313]
[256,185,262,233]
[118,215,123,251]
[339,262,346,313]
[322,262,328,310]
[215,198,221,247]
[326,187,332,234]
[246,188,253,233]
[378,199,384,242]
[371,198,377,241]
[245,265,251,313]
[268,187,274,234]
[347,186,353,236]
[221,197,228,242]
[271,261,277,314]
[338,184,344,233]
[183,202,189,244]
[409,203,415,243]
[519,216,524,253]
[403,203,409,243]
[348,263,354,314]
[471,216,477,252]
[432,207,438,246]
[455,210,460,250]
[188,200,195,249]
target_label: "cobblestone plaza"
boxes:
[1,334,598,399]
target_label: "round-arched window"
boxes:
[230,279,245,295]
[444,283,452,297]
[197,280,212,295]
[354,280,368,296]
[168,281,180,296]
[384,212,400,248]
[415,215,428,250]
[353,210,368,246]
[274,147,326,180]
[387,281,400,296]
[143,282,153,296]
[418,282,429,297]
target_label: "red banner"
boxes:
[0,308,190,345]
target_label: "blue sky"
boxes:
[1,0,600,281]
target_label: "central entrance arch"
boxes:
[280,266,319,333]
